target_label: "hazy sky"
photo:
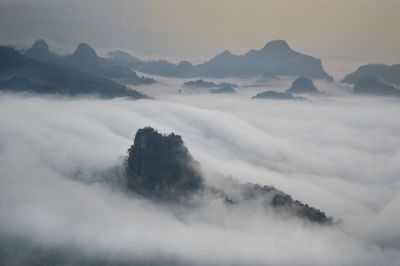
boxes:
[0,0,399,63]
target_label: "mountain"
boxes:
[125,127,203,200]
[66,43,100,73]
[343,64,400,86]
[286,77,319,94]
[107,50,142,64]
[0,76,59,94]
[183,79,219,88]
[183,79,238,89]
[101,65,155,86]
[24,39,54,61]
[252,90,306,101]
[353,76,400,96]
[24,40,155,86]
[0,46,148,99]
[131,40,332,80]
[124,127,332,224]
[134,59,194,77]
[209,84,237,94]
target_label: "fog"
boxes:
[0,78,400,265]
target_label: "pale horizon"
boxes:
[1,0,399,66]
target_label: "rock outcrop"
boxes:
[124,127,333,224]
[125,127,204,200]
[286,77,319,94]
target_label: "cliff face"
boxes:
[125,127,204,200]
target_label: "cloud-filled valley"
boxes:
[1,78,399,265]
[1,1,400,264]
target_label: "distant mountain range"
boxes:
[343,64,400,86]
[343,64,400,96]
[15,39,333,83]
[24,39,155,86]
[0,46,148,99]
[352,76,400,96]
[108,40,333,80]
[252,91,306,101]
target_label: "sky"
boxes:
[0,0,399,63]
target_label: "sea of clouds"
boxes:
[0,77,399,265]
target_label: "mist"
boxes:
[0,77,399,265]
[1,0,400,64]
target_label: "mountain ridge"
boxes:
[0,46,149,99]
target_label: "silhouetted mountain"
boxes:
[107,50,142,63]
[0,46,148,99]
[66,43,100,73]
[252,90,305,100]
[183,79,218,88]
[183,79,238,89]
[124,127,332,224]
[102,66,155,86]
[209,84,237,94]
[226,180,333,224]
[286,77,319,94]
[134,59,194,77]
[0,76,59,94]
[343,64,400,86]
[24,39,54,61]
[125,127,204,200]
[353,76,400,96]
[131,40,332,80]
[24,40,155,86]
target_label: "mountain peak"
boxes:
[25,39,50,58]
[262,40,291,53]
[125,127,204,200]
[215,50,234,59]
[69,42,99,69]
[286,77,319,94]
[73,43,97,57]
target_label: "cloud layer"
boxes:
[0,80,399,265]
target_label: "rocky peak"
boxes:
[124,127,332,223]
[69,43,99,69]
[286,77,319,94]
[262,40,291,54]
[125,127,204,200]
[25,39,50,59]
